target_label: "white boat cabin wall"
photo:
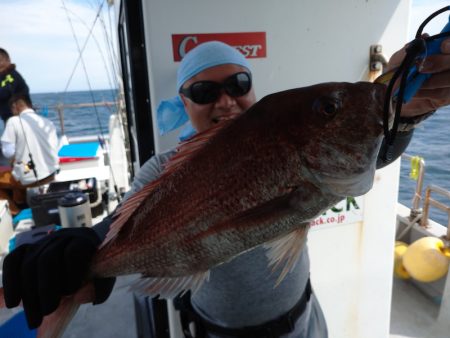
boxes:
[115,1,412,337]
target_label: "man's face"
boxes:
[0,54,10,73]
[180,64,256,132]
[10,99,26,115]
[9,100,21,116]
[10,101,19,115]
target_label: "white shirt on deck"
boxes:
[1,108,59,185]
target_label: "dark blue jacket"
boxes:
[0,64,29,122]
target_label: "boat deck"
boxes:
[64,275,137,338]
[64,275,450,338]
[1,260,450,337]
[390,277,441,338]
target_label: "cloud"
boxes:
[409,0,449,38]
[1,0,447,93]
[0,0,117,93]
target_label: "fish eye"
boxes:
[323,103,337,115]
[313,97,341,117]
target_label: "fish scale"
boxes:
[0,81,389,338]
[91,82,387,281]
[121,168,286,274]
[107,139,280,260]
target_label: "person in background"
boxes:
[0,93,59,215]
[0,48,29,124]
[2,39,450,337]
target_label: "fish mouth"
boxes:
[316,163,377,197]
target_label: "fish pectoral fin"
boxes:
[263,227,309,287]
[130,271,210,299]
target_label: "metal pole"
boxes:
[57,103,65,136]
[401,154,426,218]
[420,185,450,239]
[412,157,426,211]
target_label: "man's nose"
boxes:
[214,90,236,109]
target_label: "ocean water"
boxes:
[398,106,450,226]
[5,90,450,225]
[31,89,119,138]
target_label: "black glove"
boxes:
[2,227,116,329]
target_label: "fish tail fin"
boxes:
[0,283,94,338]
[0,285,79,338]
[37,296,81,338]
[37,283,96,338]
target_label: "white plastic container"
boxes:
[0,200,13,254]
[58,191,92,228]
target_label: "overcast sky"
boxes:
[0,0,448,94]
[0,0,117,94]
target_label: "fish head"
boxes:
[277,82,387,197]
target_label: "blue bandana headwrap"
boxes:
[156,41,251,141]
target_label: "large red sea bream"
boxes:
[1,82,387,338]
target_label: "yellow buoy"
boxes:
[394,241,410,279]
[403,237,450,282]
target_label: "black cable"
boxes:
[416,6,450,38]
[380,6,449,162]
[381,49,417,161]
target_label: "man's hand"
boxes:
[2,227,115,329]
[385,36,450,117]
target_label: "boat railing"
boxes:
[34,100,119,136]
[421,185,450,230]
[401,153,450,239]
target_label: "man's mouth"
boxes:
[212,110,243,124]
[212,116,226,124]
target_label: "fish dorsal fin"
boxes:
[130,271,210,299]
[163,114,239,173]
[100,178,161,248]
[264,227,309,286]
[101,114,239,249]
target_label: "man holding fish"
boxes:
[1,36,450,338]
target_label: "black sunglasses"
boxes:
[179,72,252,105]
